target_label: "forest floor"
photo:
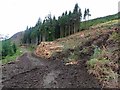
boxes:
[2,20,120,89]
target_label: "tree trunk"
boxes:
[42,35,45,41]
[60,26,62,38]
[73,23,76,34]
[73,22,74,34]
[42,33,46,41]
[60,26,64,38]
[69,25,70,35]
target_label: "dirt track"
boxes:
[2,51,102,88]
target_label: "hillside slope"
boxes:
[2,19,119,88]
[10,31,24,45]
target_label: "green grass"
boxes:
[80,13,118,30]
[27,45,37,51]
[2,48,23,64]
[68,52,78,61]
[108,32,120,42]
[87,58,110,67]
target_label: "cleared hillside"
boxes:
[2,19,120,88]
[51,20,119,88]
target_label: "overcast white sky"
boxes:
[0,0,119,37]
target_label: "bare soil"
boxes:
[2,51,102,88]
[2,29,119,89]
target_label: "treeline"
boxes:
[22,3,119,45]
[1,39,17,59]
[22,3,88,45]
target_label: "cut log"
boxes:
[35,42,63,59]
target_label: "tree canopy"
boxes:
[22,3,84,45]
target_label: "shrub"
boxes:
[2,39,17,59]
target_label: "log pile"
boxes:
[35,42,63,59]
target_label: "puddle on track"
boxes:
[43,70,60,88]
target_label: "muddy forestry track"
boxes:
[2,52,102,88]
[2,32,114,89]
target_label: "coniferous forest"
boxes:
[22,4,83,44]
[22,3,118,45]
